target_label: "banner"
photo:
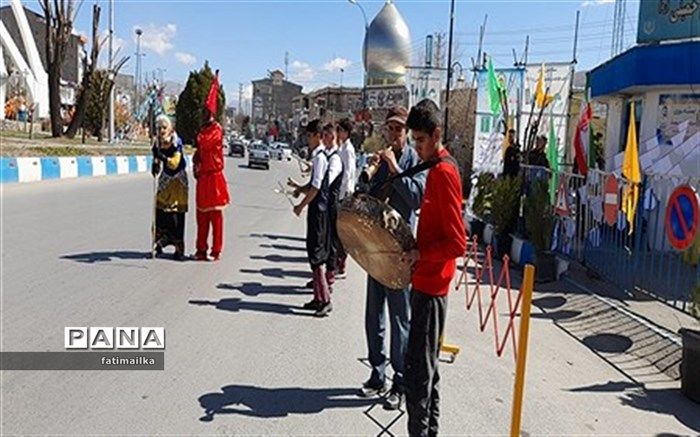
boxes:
[472,67,523,174]
[365,86,409,110]
[638,0,700,43]
[658,93,700,145]
[406,67,445,109]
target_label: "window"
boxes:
[619,98,642,153]
[480,116,491,133]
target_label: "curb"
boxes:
[0,155,193,184]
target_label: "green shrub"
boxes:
[524,178,555,253]
[472,173,496,221]
[491,176,521,235]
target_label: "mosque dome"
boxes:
[364,0,411,87]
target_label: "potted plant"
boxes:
[524,178,556,282]
[680,284,700,404]
[490,176,521,258]
[470,172,495,242]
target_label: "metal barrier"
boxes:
[521,164,700,313]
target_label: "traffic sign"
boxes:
[665,185,700,251]
[604,174,619,226]
[555,180,569,217]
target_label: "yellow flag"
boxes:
[535,64,554,108]
[621,102,641,233]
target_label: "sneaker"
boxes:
[336,270,347,279]
[210,252,221,261]
[314,301,332,317]
[359,380,388,398]
[194,251,209,261]
[384,387,404,410]
[302,299,321,310]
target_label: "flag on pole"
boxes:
[487,58,502,116]
[547,108,559,204]
[573,98,592,176]
[205,69,220,116]
[535,63,554,108]
[621,102,641,234]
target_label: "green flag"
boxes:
[547,109,559,204]
[487,58,502,116]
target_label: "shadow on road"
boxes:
[240,267,312,280]
[567,380,700,433]
[61,250,151,263]
[250,254,308,264]
[189,298,313,317]
[198,384,376,422]
[249,233,306,242]
[216,282,311,297]
[260,243,307,252]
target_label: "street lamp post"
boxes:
[108,0,114,143]
[134,28,143,111]
[348,0,369,108]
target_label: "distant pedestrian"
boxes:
[502,128,521,178]
[527,135,550,168]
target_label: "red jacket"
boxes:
[412,148,467,296]
[194,121,230,211]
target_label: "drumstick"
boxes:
[275,181,296,206]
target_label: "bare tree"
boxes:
[40,0,81,137]
[64,3,99,138]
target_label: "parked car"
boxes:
[228,141,245,157]
[248,143,270,169]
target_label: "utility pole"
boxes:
[108,0,114,143]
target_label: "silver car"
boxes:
[248,143,270,170]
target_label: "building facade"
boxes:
[251,70,302,125]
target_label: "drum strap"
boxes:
[380,154,460,191]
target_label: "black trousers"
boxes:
[326,202,340,272]
[405,291,447,437]
[306,203,330,269]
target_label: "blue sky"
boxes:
[62,0,640,109]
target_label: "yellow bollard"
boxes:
[439,335,460,363]
[510,264,535,437]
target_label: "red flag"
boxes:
[573,101,591,176]
[205,70,220,116]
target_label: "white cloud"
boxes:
[289,59,316,84]
[291,60,310,70]
[175,52,197,66]
[134,23,176,56]
[323,57,352,72]
[582,0,614,6]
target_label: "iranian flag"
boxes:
[573,99,591,176]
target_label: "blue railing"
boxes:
[521,165,700,314]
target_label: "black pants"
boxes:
[155,210,185,249]
[326,202,340,272]
[405,291,447,437]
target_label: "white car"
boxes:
[248,143,270,169]
[270,142,292,161]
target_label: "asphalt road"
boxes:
[1,156,698,435]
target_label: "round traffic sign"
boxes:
[664,185,700,251]
[604,174,619,226]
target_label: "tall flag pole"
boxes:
[547,107,559,204]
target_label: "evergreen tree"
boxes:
[176,61,226,145]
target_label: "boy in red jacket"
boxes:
[403,99,466,437]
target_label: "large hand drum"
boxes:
[337,194,416,289]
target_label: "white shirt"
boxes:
[324,145,343,187]
[310,146,328,190]
[339,139,356,199]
